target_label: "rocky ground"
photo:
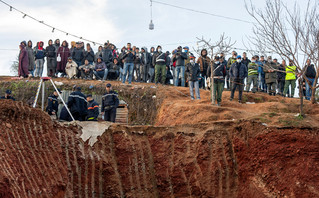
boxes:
[0,77,319,197]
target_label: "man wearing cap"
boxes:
[67,86,88,121]
[101,83,119,122]
[0,90,15,101]
[172,46,188,86]
[46,89,61,118]
[230,55,248,103]
[86,94,99,121]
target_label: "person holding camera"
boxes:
[172,46,188,87]
[122,43,136,84]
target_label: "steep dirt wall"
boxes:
[1,100,318,197]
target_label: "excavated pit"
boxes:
[1,78,319,197]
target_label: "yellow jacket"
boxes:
[285,65,296,80]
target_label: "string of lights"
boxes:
[152,0,254,24]
[0,0,104,46]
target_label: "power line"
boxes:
[152,0,254,24]
[0,0,103,46]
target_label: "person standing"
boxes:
[56,40,70,76]
[277,60,287,96]
[46,39,57,77]
[227,51,237,90]
[197,49,211,89]
[172,46,187,86]
[34,41,45,77]
[134,47,142,82]
[153,45,169,85]
[84,43,95,65]
[242,52,250,68]
[185,55,201,100]
[26,40,35,76]
[229,55,248,103]
[18,44,30,78]
[86,94,99,121]
[141,47,152,82]
[283,60,297,98]
[101,83,119,122]
[0,90,15,101]
[304,59,317,100]
[122,43,135,84]
[67,87,87,121]
[258,56,267,92]
[207,56,226,106]
[245,56,258,93]
[265,56,278,96]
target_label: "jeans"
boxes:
[306,78,315,100]
[258,73,267,91]
[189,80,200,99]
[246,75,258,92]
[230,79,244,101]
[175,66,185,87]
[94,69,108,80]
[213,81,224,103]
[35,59,44,77]
[155,64,166,84]
[122,62,134,84]
[283,80,296,97]
[119,68,124,81]
[148,68,155,83]
[277,79,285,95]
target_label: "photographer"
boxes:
[172,46,188,87]
[122,43,136,84]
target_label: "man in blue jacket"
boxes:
[86,94,99,121]
[67,86,88,121]
[230,55,248,103]
[101,83,119,122]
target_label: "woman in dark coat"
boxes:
[18,44,29,78]
[57,40,70,74]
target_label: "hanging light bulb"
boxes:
[23,14,26,18]
[52,28,55,33]
[149,20,154,30]
[10,6,12,11]
[149,0,154,30]
[93,42,96,46]
[66,33,68,36]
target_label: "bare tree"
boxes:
[195,33,236,104]
[245,0,319,116]
[10,55,19,76]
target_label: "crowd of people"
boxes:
[15,39,318,106]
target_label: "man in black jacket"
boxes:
[122,43,136,84]
[84,43,95,65]
[101,83,119,122]
[141,47,152,82]
[46,89,61,118]
[305,59,317,100]
[46,39,56,77]
[67,87,88,121]
[185,55,201,100]
[153,45,169,84]
[277,60,287,96]
[230,55,248,103]
[86,94,99,121]
[172,46,188,86]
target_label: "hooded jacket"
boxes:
[54,39,60,53]
[57,41,70,72]
[102,47,113,63]
[26,41,35,71]
[18,44,29,77]
[141,47,152,66]
[46,40,56,58]
[95,59,107,71]
[197,49,211,73]
[265,61,278,83]
[34,41,45,59]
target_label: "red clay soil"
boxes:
[1,96,319,197]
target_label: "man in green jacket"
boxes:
[265,56,279,96]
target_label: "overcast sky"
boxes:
[0,0,308,76]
